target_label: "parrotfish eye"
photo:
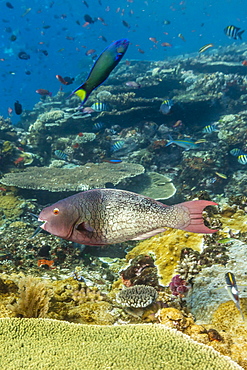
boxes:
[53,208,60,215]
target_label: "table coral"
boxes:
[1,162,145,192]
[0,319,242,370]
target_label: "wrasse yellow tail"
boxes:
[74,86,87,104]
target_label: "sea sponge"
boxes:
[0,319,242,370]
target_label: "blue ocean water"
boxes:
[0,0,245,123]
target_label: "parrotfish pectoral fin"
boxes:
[76,222,95,233]
[179,200,218,233]
[131,228,167,240]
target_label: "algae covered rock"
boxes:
[0,319,242,370]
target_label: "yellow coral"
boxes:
[8,276,51,318]
[211,299,247,369]
[0,192,24,220]
[126,229,204,285]
[220,208,247,233]
[0,319,242,370]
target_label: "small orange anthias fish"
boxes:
[36,189,217,245]
[36,89,52,96]
[173,120,183,128]
[14,157,25,165]
[56,75,69,85]
[149,37,158,43]
[37,259,55,268]
[242,60,247,66]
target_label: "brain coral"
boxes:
[0,318,243,370]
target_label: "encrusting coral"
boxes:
[0,318,243,370]
[211,299,247,369]
[126,229,205,285]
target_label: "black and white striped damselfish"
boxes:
[71,39,129,107]
[230,148,245,157]
[54,150,68,161]
[224,25,245,40]
[37,189,217,246]
[202,124,218,134]
[238,154,247,165]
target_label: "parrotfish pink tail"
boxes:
[176,200,218,233]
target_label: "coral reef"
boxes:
[2,44,247,369]
[0,319,242,370]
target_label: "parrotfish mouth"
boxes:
[29,213,46,238]
[38,218,47,230]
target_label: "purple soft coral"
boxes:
[169,275,189,297]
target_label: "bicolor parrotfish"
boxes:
[37,189,217,246]
[225,272,245,321]
[71,39,129,107]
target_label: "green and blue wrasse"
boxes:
[225,272,245,321]
[71,39,129,107]
[165,136,203,151]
